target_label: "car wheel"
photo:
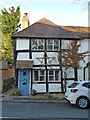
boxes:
[77,97,89,109]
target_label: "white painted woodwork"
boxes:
[85,68,88,80]
[47,66,60,69]
[33,67,45,69]
[16,38,29,50]
[49,84,61,92]
[17,52,29,60]
[32,84,46,93]
[78,69,83,81]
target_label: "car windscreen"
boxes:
[68,83,79,88]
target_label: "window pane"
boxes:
[55,71,59,81]
[32,39,37,50]
[40,76,44,81]
[23,72,26,76]
[49,71,53,75]
[47,39,53,50]
[62,40,70,49]
[54,39,59,50]
[48,39,53,44]
[49,76,54,81]
[34,71,38,81]
[40,71,44,75]
[48,45,53,50]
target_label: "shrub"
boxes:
[3,77,16,92]
[9,88,21,96]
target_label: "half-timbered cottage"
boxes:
[12,13,90,95]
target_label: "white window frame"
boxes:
[31,38,45,50]
[48,70,61,82]
[61,40,70,49]
[33,70,46,82]
[47,39,60,51]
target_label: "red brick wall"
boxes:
[1,68,15,80]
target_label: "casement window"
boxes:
[48,70,61,82]
[33,70,46,82]
[47,39,60,50]
[61,40,70,49]
[31,39,45,50]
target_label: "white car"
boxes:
[65,81,90,109]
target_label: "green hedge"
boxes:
[3,77,16,92]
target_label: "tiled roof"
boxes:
[12,17,80,39]
[59,25,90,38]
[16,60,33,69]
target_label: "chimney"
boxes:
[22,13,29,30]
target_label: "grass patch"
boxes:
[32,93,53,98]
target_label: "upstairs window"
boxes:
[61,40,70,49]
[31,39,45,50]
[47,39,60,51]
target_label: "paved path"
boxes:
[1,94,66,103]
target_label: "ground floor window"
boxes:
[48,70,61,82]
[33,70,61,82]
[33,70,46,82]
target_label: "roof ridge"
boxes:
[37,17,58,27]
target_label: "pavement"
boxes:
[0,93,67,103]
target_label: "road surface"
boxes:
[1,102,90,119]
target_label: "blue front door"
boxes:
[19,69,30,95]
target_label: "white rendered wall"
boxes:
[62,67,74,78]
[32,52,59,65]
[85,68,88,80]
[17,52,29,60]
[66,68,74,78]
[78,39,89,80]
[47,52,59,65]
[16,38,29,50]
[49,84,61,92]
[32,52,44,65]
[32,84,46,93]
